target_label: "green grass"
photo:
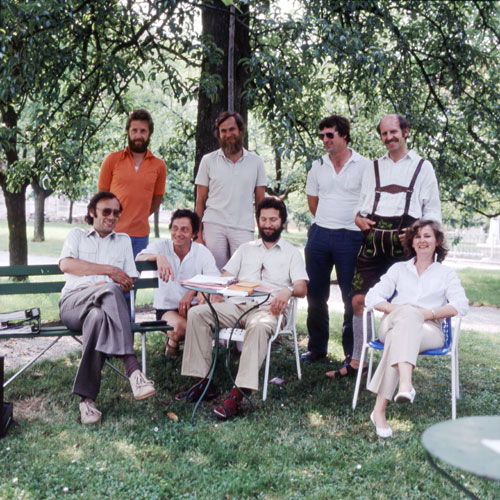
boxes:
[456,268,500,307]
[1,312,499,499]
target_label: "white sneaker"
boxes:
[79,399,102,425]
[129,370,156,400]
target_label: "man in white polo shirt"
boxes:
[195,111,267,270]
[301,115,371,366]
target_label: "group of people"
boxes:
[58,108,468,437]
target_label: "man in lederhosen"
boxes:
[328,114,441,378]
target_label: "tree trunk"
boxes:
[1,104,29,266]
[3,187,28,266]
[31,178,53,242]
[68,200,74,224]
[193,0,250,188]
[154,208,160,238]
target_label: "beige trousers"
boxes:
[367,305,444,401]
[181,301,278,391]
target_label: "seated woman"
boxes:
[365,219,468,438]
[136,209,219,357]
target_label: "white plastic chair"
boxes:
[218,297,301,401]
[352,307,462,419]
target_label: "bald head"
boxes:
[377,114,410,161]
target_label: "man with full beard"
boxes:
[177,197,308,420]
[98,108,167,256]
[195,111,267,270]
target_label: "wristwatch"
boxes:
[287,286,294,295]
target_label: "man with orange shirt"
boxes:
[98,108,167,256]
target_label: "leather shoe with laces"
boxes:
[79,399,102,425]
[129,370,156,400]
[175,381,218,403]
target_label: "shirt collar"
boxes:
[217,147,248,162]
[256,237,285,250]
[121,146,154,161]
[87,228,116,239]
[380,149,415,163]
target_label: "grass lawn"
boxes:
[1,310,499,499]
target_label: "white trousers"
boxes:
[203,221,254,271]
[367,305,444,401]
[181,301,278,391]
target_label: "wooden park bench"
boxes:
[0,261,172,388]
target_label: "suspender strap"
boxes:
[371,158,425,217]
[371,160,381,215]
[402,158,425,217]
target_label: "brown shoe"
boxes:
[213,394,240,420]
[79,399,102,425]
[165,338,180,358]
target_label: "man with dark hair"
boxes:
[136,209,219,357]
[330,113,441,378]
[58,192,156,425]
[195,110,267,270]
[301,115,371,365]
[177,197,308,420]
[98,108,167,256]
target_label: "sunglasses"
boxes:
[318,132,337,140]
[97,208,122,217]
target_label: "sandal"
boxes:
[165,337,180,358]
[213,394,240,420]
[326,364,368,379]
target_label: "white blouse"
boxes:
[365,258,469,317]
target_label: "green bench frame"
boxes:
[0,261,171,388]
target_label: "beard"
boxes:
[220,134,244,156]
[128,135,150,153]
[259,225,284,243]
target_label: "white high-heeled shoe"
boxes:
[370,412,393,438]
[394,387,416,404]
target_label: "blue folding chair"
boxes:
[352,307,462,419]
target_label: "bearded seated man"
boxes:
[176,196,308,420]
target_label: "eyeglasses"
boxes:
[318,132,337,140]
[97,208,122,217]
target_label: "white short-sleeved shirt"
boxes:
[356,150,442,222]
[137,240,220,310]
[306,150,371,231]
[365,258,469,317]
[223,238,309,294]
[195,148,267,231]
[59,228,138,297]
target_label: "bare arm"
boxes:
[254,186,266,211]
[59,257,133,291]
[195,185,209,244]
[149,194,163,215]
[374,301,458,321]
[135,252,174,282]
[269,279,307,316]
[307,195,319,216]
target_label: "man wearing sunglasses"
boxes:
[302,115,371,366]
[58,191,156,425]
[99,108,167,257]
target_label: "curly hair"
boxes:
[256,196,287,225]
[318,115,351,144]
[404,219,448,263]
[169,209,200,237]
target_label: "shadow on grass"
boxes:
[2,323,499,499]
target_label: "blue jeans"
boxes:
[130,235,149,258]
[305,224,363,356]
